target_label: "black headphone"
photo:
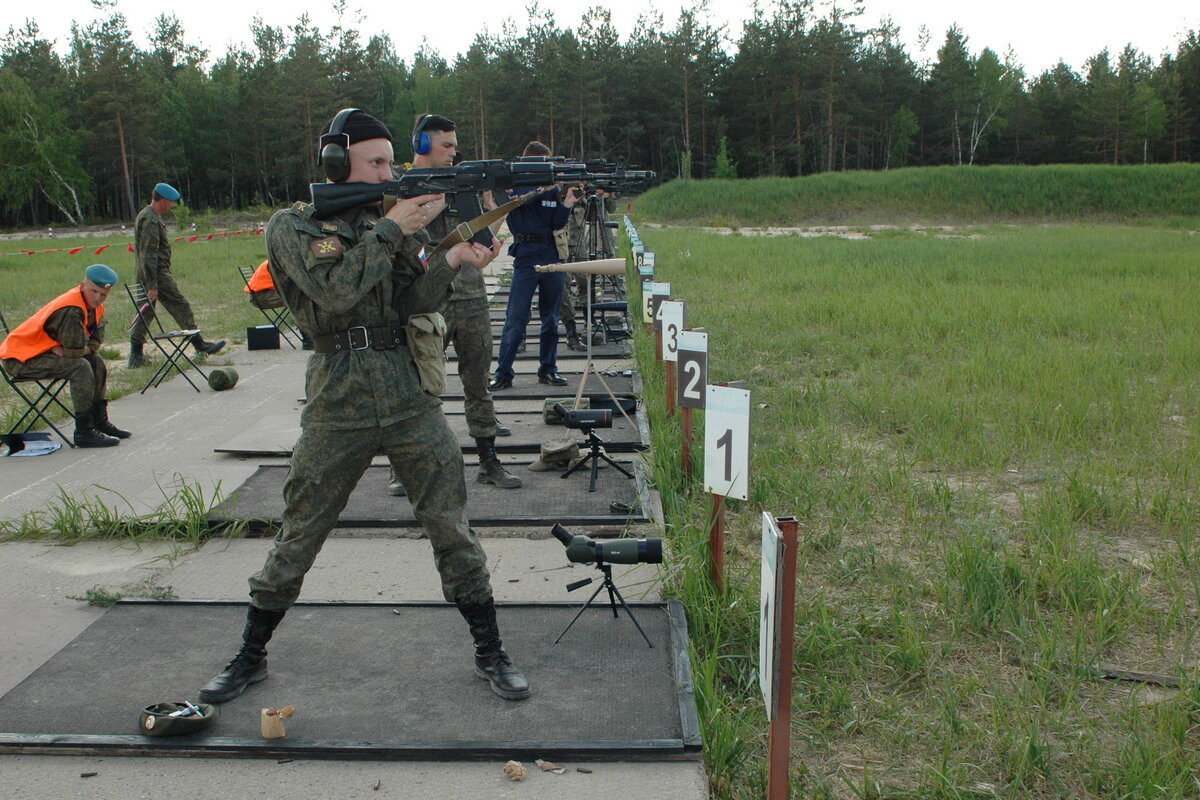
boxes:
[318,107,360,182]
[411,114,434,156]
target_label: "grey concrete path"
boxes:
[0,256,705,799]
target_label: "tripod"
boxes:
[561,425,635,493]
[554,561,654,648]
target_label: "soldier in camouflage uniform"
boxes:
[127,182,224,366]
[386,115,520,497]
[559,188,618,350]
[198,110,529,704]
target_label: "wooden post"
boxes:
[655,328,663,363]
[681,406,693,480]
[665,359,676,418]
[708,493,725,589]
[767,516,798,800]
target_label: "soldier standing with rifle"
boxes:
[385,114,520,497]
[197,109,529,705]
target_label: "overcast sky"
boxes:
[11,0,1199,77]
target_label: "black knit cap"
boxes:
[321,110,393,144]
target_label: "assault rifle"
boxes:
[308,158,655,247]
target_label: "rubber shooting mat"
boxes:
[444,370,635,400]
[0,600,701,761]
[207,463,650,531]
[452,341,630,362]
[214,409,645,458]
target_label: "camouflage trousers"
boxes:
[248,406,493,610]
[557,273,585,334]
[2,352,107,414]
[129,271,198,346]
[441,297,498,439]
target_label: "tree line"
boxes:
[2,0,1199,228]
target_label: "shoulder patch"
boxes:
[310,236,344,258]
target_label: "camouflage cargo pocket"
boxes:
[554,227,570,260]
[406,312,448,397]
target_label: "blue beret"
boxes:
[85,264,119,288]
[154,182,181,201]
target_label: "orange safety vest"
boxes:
[243,260,275,293]
[0,286,102,363]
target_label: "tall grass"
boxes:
[630,216,1200,797]
[637,164,1200,227]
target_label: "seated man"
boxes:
[0,264,130,447]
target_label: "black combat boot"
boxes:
[566,332,585,351]
[192,334,226,355]
[493,418,511,437]
[198,606,287,704]
[92,400,131,439]
[458,600,530,700]
[475,437,521,489]
[127,341,146,368]
[73,410,119,448]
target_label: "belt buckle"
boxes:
[347,326,370,350]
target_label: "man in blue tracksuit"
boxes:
[489,141,579,390]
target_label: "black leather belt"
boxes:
[313,323,405,353]
[513,233,554,243]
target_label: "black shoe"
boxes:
[93,400,131,439]
[197,653,268,704]
[458,601,530,701]
[538,372,568,386]
[193,336,226,355]
[198,606,285,704]
[387,465,406,496]
[73,410,119,448]
[488,375,513,390]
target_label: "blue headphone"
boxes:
[411,114,434,156]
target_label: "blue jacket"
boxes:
[506,187,570,268]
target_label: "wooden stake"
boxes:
[708,493,725,589]
[767,517,798,800]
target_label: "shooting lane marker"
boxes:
[703,383,751,589]
[676,329,708,480]
[659,300,687,418]
[650,282,671,363]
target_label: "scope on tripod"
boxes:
[553,403,611,431]
[551,523,663,565]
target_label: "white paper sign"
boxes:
[660,300,686,362]
[703,385,750,500]
[760,512,784,719]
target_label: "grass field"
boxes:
[628,184,1200,798]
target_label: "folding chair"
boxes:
[0,309,76,447]
[238,265,300,348]
[125,283,209,393]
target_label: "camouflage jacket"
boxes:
[265,200,460,430]
[134,205,171,290]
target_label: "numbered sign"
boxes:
[704,385,751,500]
[760,512,784,719]
[641,280,654,323]
[660,300,687,362]
[650,282,671,332]
[677,330,708,409]
[639,252,655,280]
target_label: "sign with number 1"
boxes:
[704,385,750,500]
